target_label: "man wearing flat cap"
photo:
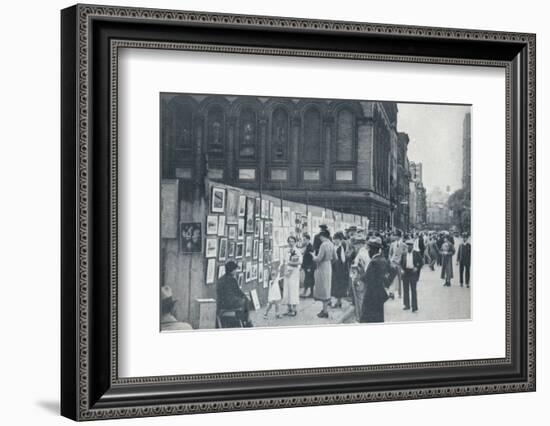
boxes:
[216,260,253,327]
[359,237,391,323]
[401,239,423,312]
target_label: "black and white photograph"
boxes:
[161,93,472,331]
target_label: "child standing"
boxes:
[264,267,283,319]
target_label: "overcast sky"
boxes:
[397,103,470,194]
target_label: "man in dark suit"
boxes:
[401,239,423,312]
[216,260,253,327]
[359,237,390,323]
[457,233,471,288]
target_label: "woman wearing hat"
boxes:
[331,231,349,308]
[312,230,335,318]
[281,236,302,317]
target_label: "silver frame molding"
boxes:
[61,3,536,421]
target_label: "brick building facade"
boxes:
[161,94,409,231]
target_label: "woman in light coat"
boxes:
[313,230,335,318]
[281,236,302,316]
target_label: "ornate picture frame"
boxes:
[61,3,535,421]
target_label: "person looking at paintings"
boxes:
[313,224,330,255]
[312,230,335,318]
[330,232,349,309]
[360,237,390,323]
[216,260,253,327]
[282,236,302,317]
[300,232,316,298]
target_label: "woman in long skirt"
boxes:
[281,236,302,316]
[440,235,455,286]
[313,230,335,318]
[331,232,349,308]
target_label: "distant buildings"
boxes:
[409,161,427,227]
[426,186,452,229]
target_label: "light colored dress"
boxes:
[313,240,335,301]
[268,275,282,303]
[282,249,302,305]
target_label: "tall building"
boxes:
[395,132,410,230]
[462,112,471,191]
[161,94,402,231]
[409,161,427,227]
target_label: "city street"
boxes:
[250,252,471,328]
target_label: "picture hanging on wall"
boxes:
[237,273,243,289]
[235,242,244,259]
[228,241,235,259]
[228,225,237,240]
[206,216,218,235]
[254,220,260,238]
[217,215,226,237]
[255,197,261,218]
[218,238,228,262]
[205,258,216,285]
[211,187,226,213]
[179,222,202,254]
[282,207,291,227]
[238,194,246,217]
[245,197,255,233]
[226,189,239,224]
[237,218,245,240]
[245,236,253,258]
[205,238,218,258]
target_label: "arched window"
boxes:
[336,108,354,162]
[206,106,224,157]
[271,107,289,161]
[238,107,257,160]
[302,107,321,162]
[173,103,193,154]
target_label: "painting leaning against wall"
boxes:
[160,92,472,332]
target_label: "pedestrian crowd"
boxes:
[215,224,472,327]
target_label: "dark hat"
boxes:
[225,260,238,274]
[333,231,346,241]
[319,224,328,230]
[319,229,331,239]
[367,237,382,248]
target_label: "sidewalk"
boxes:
[249,263,471,328]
